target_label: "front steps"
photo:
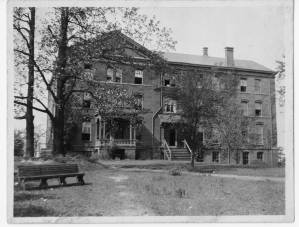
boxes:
[169,147,191,161]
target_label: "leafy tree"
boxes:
[13,7,36,158]
[13,7,176,156]
[176,69,243,167]
[275,55,286,107]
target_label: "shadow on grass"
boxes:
[14,204,57,217]
[14,192,56,202]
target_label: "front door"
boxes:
[169,128,176,146]
[242,152,249,165]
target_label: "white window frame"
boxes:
[134,70,143,84]
[115,69,122,83]
[106,68,114,82]
[241,100,249,116]
[240,78,247,92]
[255,101,262,117]
[256,124,264,145]
[164,99,177,113]
[254,79,262,93]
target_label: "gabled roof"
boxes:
[162,52,274,73]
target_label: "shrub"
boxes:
[169,167,182,176]
[175,188,186,198]
[249,159,269,168]
[14,130,24,156]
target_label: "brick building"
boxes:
[46,32,277,165]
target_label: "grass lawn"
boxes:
[100,160,285,178]
[14,160,285,217]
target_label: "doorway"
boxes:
[242,152,249,165]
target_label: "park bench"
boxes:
[17,163,85,190]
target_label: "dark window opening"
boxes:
[134,77,143,84]
[84,63,92,70]
[164,79,170,86]
[240,86,246,92]
[115,77,121,83]
[255,109,261,116]
[83,100,91,108]
[81,133,90,141]
[212,151,219,163]
[257,152,263,160]
[96,119,100,139]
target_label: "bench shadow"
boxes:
[25,182,92,191]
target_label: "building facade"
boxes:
[46,32,277,165]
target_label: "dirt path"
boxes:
[107,173,155,216]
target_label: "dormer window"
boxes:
[134,70,143,84]
[115,69,122,83]
[106,68,113,82]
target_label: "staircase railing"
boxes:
[183,139,193,161]
[162,139,172,160]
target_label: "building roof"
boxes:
[162,52,274,72]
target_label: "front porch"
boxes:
[94,117,137,159]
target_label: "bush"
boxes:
[249,160,269,168]
[169,167,182,176]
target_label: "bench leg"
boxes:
[77,175,85,185]
[39,178,48,189]
[59,177,67,186]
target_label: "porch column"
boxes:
[129,123,132,141]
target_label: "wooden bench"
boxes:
[17,163,85,190]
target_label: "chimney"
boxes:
[225,47,234,67]
[203,47,208,56]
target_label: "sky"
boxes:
[13,1,292,148]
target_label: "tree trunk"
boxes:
[24,7,35,158]
[53,116,65,156]
[51,8,69,156]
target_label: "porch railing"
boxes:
[96,139,136,147]
[162,139,172,160]
[183,139,193,161]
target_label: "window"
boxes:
[212,151,219,163]
[134,94,143,110]
[255,102,262,117]
[257,152,263,160]
[254,79,261,93]
[106,68,113,82]
[134,70,143,84]
[241,100,249,116]
[213,76,220,90]
[164,79,170,87]
[115,69,122,83]
[83,92,91,108]
[256,124,264,145]
[84,63,92,70]
[82,121,91,141]
[240,78,247,92]
[164,100,177,113]
[197,74,203,88]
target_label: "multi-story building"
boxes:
[46,32,277,165]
